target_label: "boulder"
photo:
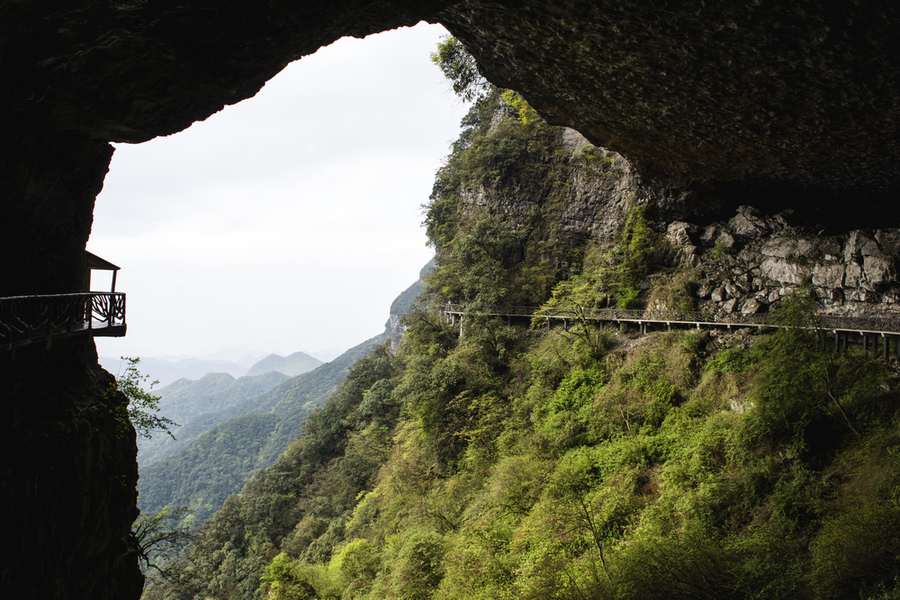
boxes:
[812,263,845,289]
[863,255,896,288]
[742,298,764,315]
[760,256,805,285]
[667,221,697,246]
[728,206,769,237]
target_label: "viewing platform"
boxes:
[0,292,126,352]
[1,251,127,353]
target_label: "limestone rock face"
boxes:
[665,205,900,319]
[457,125,638,249]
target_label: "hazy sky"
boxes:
[90,23,469,361]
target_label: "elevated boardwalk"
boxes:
[442,303,900,356]
[1,293,126,353]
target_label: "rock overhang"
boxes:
[3,0,458,142]
[438,0,900,218]
[2,0,900,281]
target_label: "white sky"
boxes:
[90,23,469,361]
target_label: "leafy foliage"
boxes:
[430,36,489,103]
[133,505,197,582]
[537,201,667,315]
[113,356,177,440]
[423,83,589,309]
[137,334,388,525]
[744,287,887,452]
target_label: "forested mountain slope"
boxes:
[138,334,387,523]
[143,61,900,600]
[138,370,290,465]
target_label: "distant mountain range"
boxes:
[131,263,429,523]
[245,351,323,378]
[100,349,322,387]
[136,333,387,522]
[136,370,290,465]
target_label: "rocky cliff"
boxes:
[448,117,900,321]
[0,340,142,599]
[667,207,900,320]
[3,1,900,598]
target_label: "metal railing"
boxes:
[442,303,900,334]
[0,293,126,350]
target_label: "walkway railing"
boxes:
[442,304,900,335]
[1,293,126,351]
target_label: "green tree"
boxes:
[114,356,178,440]
[431,36,489,102]
[746,287,879,452]
[133,505,196,581]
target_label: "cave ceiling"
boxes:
[440,0,900,215]
[4,0,900,217]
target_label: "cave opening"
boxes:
[90,22,467,361]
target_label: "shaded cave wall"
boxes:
[0,115,140,599]
[2,1,900,599]
[439,0,900,227]
[0,340,142,599]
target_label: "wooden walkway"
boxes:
[441,303,900,356]
[1,293,126,353]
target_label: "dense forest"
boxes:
[138,334,387,523]
[140,40,900,600]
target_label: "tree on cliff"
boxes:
[114,356,177,439]
[431,36,489,102]
[133,505,196,580]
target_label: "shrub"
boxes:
[389,529,447,599]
